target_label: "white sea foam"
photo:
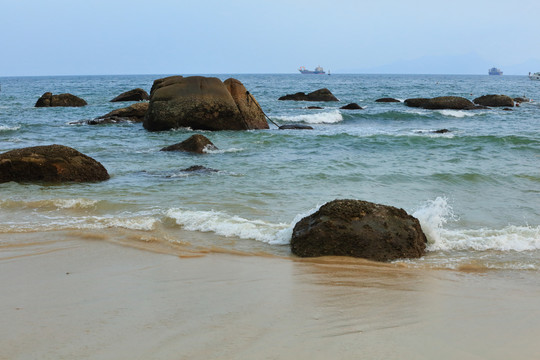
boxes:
[275,110,343,124]
[203,147,245,154]
[413,197,540,252]
[165,208,292,244]
[0,125,20,131]
[436,109,481,118]
[52,198,99,209]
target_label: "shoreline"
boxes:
[2,232,540,359]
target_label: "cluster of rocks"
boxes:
[19,76,533,263]
[404,94,516,110]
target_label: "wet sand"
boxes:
[2,232,540,360]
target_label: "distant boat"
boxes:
[529,72,540,80]
[298,65,326,74]
[489,67,503,75]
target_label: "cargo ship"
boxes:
[298,65,326,74]
[488,67,503,75]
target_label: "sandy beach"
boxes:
[1,231,540,360]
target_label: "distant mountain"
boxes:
[339,54,540,75]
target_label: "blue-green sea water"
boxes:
[1,74,539,269]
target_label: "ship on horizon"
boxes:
[489,67,503,75]
[299,65,326,74]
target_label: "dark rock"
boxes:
[340,103,363,110]
[404,98,431,108]
[503,108,513,111]
[35,92,87,107]
[433,129,450,133]
[110,88,150,102]
[375,98,400,102]
[279,88,339,102]
[278,124,314,130]
[307,106,323,109]
[405,96,473,110]
[0,144,109,183]
[473,94,514,107]
[88,102,149,124]
[143,76,269,131]
[290,199,427,262]
[73,102,149,125]
[160,134,218,153]
[423,96,474,110]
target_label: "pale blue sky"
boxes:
[1,0,539,76]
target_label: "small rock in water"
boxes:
[279,124,314,130]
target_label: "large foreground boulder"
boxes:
[160,134,218,153]
[143,76,269,131]
[35,92,87,107]
[290,199,427,262]
[405,96,474,110]
[110,88,150,102]
[0,145,109,183]
[278,88,339,101]
[473,94,514,107]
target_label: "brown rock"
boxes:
[0,145,109,183]
[144,76,269,131]
[110,88,149,102]
[290,199,427,262]
[160,134,218,153]
[473,94,514,107]
[35,92,87,107]
[89,102,149,124]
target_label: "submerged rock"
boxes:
[278,124,314,130]
[473,94,514,107]
[180,165,219,173]
[160,134,218,154]
[0,144,109,183]
[278,88,339,102]
[35,92,87,107]
[110,88,150,102]
[143,76,268,131]
[290,199,427,262]
[375,98,401,102]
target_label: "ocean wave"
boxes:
[0,125,21,131]
[435,109,485,118]
[0,198,99,210]
[274,110,343,124]
[413,197,540,252]
[165,208,291,244]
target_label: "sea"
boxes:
[0,73,539,271]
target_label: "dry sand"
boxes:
[2,231,540,360]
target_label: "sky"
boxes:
[1,0,540,76]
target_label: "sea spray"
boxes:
[412,197,455,248]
